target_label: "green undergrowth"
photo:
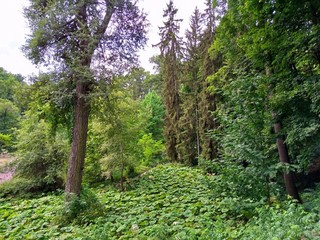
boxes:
[1,164,320,239]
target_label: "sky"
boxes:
[0,0,205,77]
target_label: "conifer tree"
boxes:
[155,1,183,162]
[198,0,219,161]
[177,8,202,165]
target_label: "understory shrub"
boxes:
[2,113,69,196]
[56,187,106,225]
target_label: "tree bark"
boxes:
[274,122,302,203]
[65,81,90,197]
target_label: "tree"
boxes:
[234,0,320,202]
[0,67,24,139]
[198,0,225,161]
[209,0,320,201]
[177,7,202,165]
[0,99,19,135]
[95,79,146,191]
[138,133,165,167]
[141,90,164,141]
[123,67,150,100]
[274,122,301,202]
[155,0,183,162]
[24,0,147,197]
[148,55,164,95]
[139,91,165,166]
[0,67,22,101]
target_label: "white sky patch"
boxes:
[0,0,37,76]
[138,0,206,73]
[0,0,205,76]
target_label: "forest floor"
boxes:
[0,154,13,183]
[1,164,320,239]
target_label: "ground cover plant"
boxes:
[1,164,320,239]
[1,0,320,239]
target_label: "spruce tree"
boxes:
[155,1,183,162]
[198,0,219,161]
[177,8,202,165]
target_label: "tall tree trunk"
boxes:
[274,122,302,203]
[65,81,90,197]
[266,66,301,203]
[164,63,180,163]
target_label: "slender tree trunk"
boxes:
[3,109,7,133]
[65,81,90,197]
[195,102,201,159]
[120,143,124,192]
[274,122,302,203]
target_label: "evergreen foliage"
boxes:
[177,8,202,165]
[155,0,183,162]
[197,0,226,161]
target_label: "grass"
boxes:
[1,164,320,239]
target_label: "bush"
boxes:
[56,187,106,225]
[0,178,41,197]
[0,133,11,153]
[11,113,68,194]
[138,133,165,167]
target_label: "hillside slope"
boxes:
[1,164,320,239]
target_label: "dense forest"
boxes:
[1,0,320,239]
